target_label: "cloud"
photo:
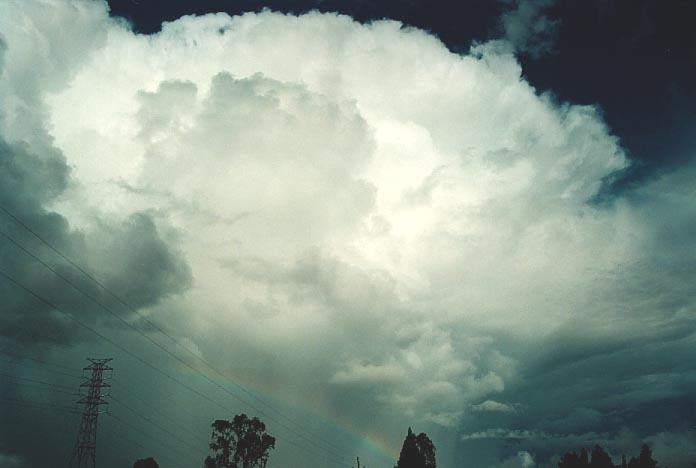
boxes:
[498,0,560,57]
[646,431,696,468]
[492,451,536,468]
[0,138,191,348]
[471,400,520,414]
[462,428,553,441]
[331,361,407,385]
[460,423,696,467]
[0,1,191,349]
[0,453,24,468]
[1,2,695,467]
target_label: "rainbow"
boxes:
[173,360,400,464]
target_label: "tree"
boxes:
[395,427,436,468]
[559,445,618,468]
[628,444,658,468]
[558,443,661,468]
[205,414,276,468]
[416,433,436,468]
[559,451,581,468]
[133,458,159,468]
[559,448,604,468]
[591,445,615,468]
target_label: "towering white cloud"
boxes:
[2,1,695,467]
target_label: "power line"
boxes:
[100,422,191,468]
[0,226,350,461]
[0,206,355,460]
[0,349,82,373]
[109,408,201,464]
[0,372,77,392]
[4,359,354,468]
[4,378,203,467]
[3,353,207,447]
[106,412,200,468]
[0,269,351,468]
[0,354,83,379]
[0,204,353,456]
[109,394,204,455]
[0,397,75,413]
[0,396,191,468]
[110,380,210,448]
[1,379,75,398]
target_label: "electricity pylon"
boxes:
[69,358,113,468]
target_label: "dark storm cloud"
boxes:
[0,1,191,351]
[0,137,192,347]
[0,137,79,345]
[0,34,6,74]
[498,0,560,58]
[449,167,696,466]
[0,133,191,464]
[456,310,696,466]
[87,212,192,310]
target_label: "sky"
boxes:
[0,1,695,467]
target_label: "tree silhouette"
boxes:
[395,427,436,468]
[204,414,276,468]
[558,448,592,468]
[591,445,615,468]
[133,458,159,468]
[353,456,366,468]
[558,443,660,468]
[628,444,659,468]
[559,451,581,468]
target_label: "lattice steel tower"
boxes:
[69,358,113,468]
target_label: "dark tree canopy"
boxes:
[205,414,276,468]
[628,444,659,468]
[558,451,582,468]
[558,443,660,468]
[133,458,159,468]
[591,445,615,468]
[395,427,436,468]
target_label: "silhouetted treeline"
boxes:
[134,419,440,468]
[559,443,659,468]
[130,421,671,468]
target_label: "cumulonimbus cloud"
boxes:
[2,1,696,466]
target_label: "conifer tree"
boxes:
[395,427,436,468]
[590,445,615,468]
